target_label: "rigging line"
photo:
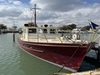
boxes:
[57,44,82,73]
[63,35,73,43]
[93,32,97,42]
[92,31,97,42]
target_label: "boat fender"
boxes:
[72,34,77,40]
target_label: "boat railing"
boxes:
[27,29,71,43]
[25,27,82,43]
[28,34,38,39]
[37,31,39,42]
[55,32,63,43]
[42,33,48,43]
[63,36,73,43]
[27,33,56,42]
[38,27,64,43]
[22,28,89,44]
[39,34,58,42]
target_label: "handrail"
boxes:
[37,28,39,42]
[93,32,100,42]
[43,33,48,43]
[64,36,73,43]
[55,31,63,43]
[92,31,97,42]
[27,28,29,41]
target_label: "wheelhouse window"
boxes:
[43,29,47,33]
[50,29,55,34]
[28,28,36,33]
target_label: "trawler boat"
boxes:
[18,24,92,72]
[18,4,93,72]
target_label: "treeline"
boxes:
[0,22,91,31]
[0,24,7,29]
[27,22,90,30]
[58,24,76,30]
[58,24,91,30]
[0,24,17,30]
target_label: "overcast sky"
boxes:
[0,0,100,28]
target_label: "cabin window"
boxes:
[43,29,47,33]
[28,28,36,33]
[50,29,55,34]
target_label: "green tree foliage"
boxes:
[59,25,67,30]
[0,24,7,29]
[59,24,76,30]
[81,26,90,31]
[12,26,17,30]
[28,22,37,27]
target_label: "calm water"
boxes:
[0,33,70,75]
[0,33,100,75]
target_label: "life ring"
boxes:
[72,34,77,40]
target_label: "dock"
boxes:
[54,42,100,75]
[54,68,100,75]
[91,43,100,62]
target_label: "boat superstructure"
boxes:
[18,24,92,72]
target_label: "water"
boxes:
[78,50,100,71]
[0,33,70,75]
[0,33,100,75]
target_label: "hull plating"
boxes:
[18,38,92,72]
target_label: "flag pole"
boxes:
[88,20,97,42]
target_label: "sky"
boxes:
[0,0,100,28]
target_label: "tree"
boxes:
[81,26,90,31]
[12,26,17,30]
[59,24,77,30]
[28,22,37,27]
[67,24,76,30]
[3,25,7,29]
[59,25,67,30]
[0,24,7,29]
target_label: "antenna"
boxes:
[30,4,41,27]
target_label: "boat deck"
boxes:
[54,68,100,75]
[19,33,88,44]
[20,37,86,44]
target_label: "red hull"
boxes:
[18,38,92,72]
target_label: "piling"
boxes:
[97,46,100,61]
[97,37,100,61]
[13,32,15,42]
[91,45,100,62]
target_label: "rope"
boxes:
[92,31,97,42]
[43,33,48,43]
[57,44,82,73]
[64,36,73,43]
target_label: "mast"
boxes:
[31,4,40,27]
